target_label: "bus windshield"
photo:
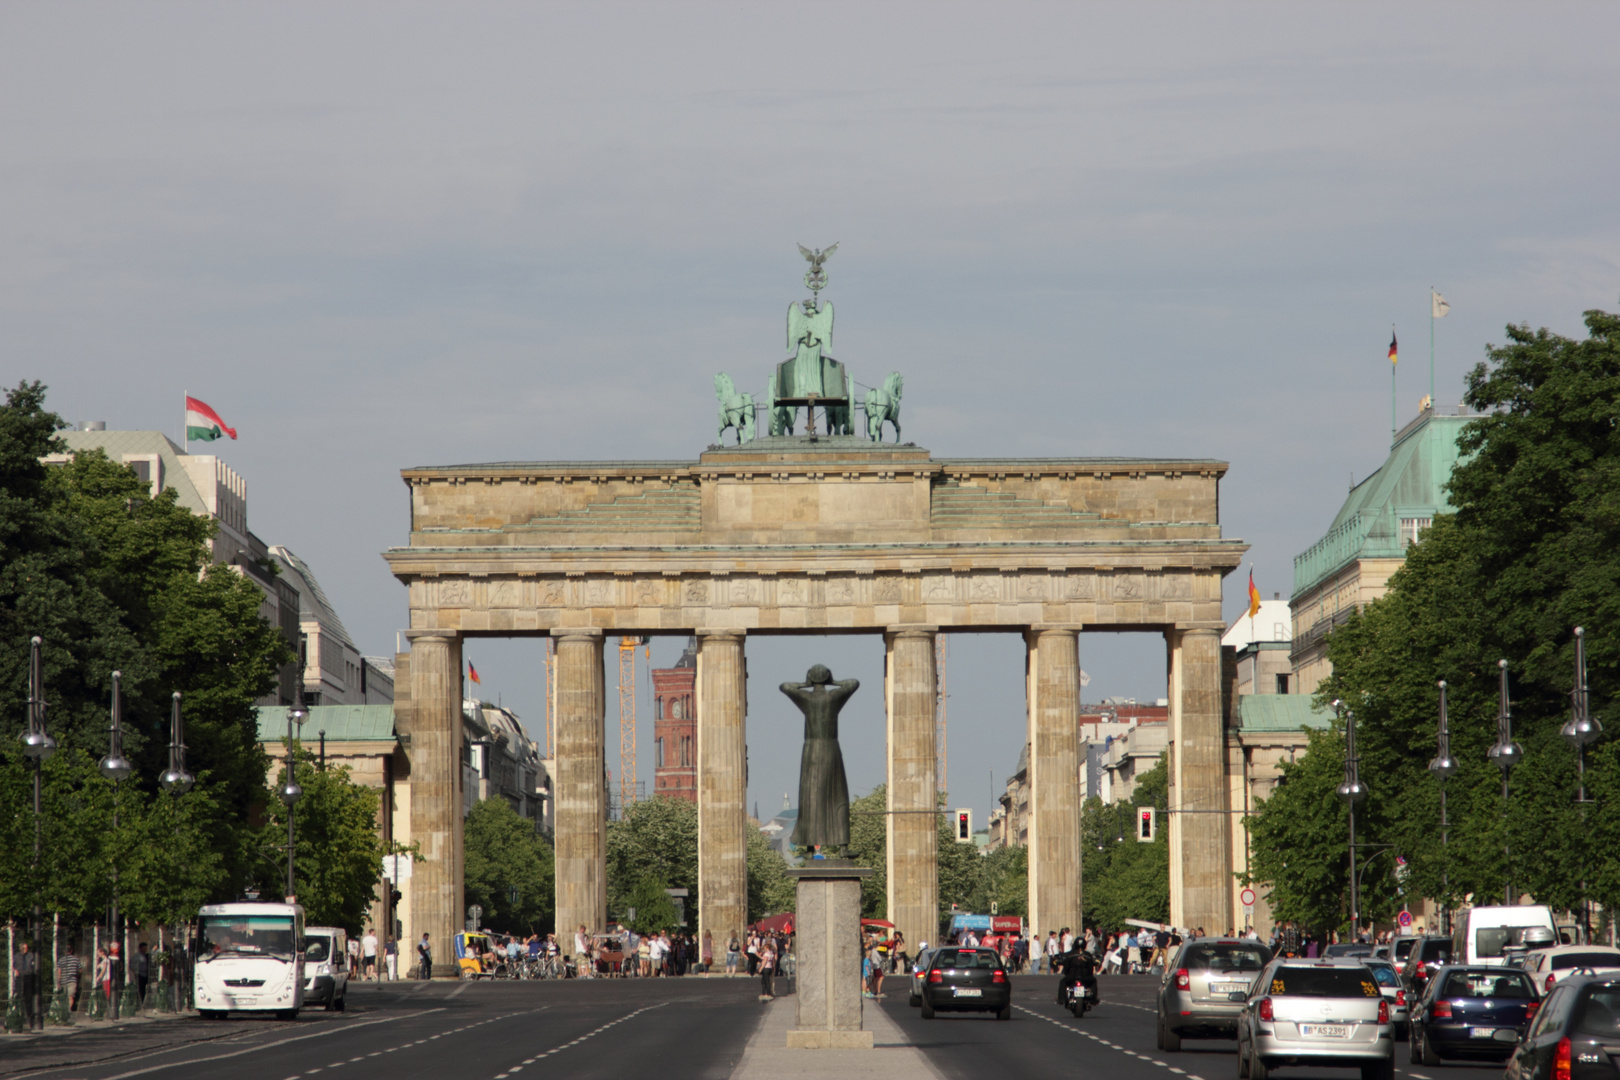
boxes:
[199,915,297,959]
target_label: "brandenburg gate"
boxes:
[383,249,1247,958]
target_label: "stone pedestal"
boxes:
[786,865,874,1050]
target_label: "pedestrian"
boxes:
[746,931,760,976]
[108,942,125,1020]
[1044,930,1060,973]
[94,945,111,1012]
[135,941,151,1008]
[701,930,713,974]
[1059,927,1074,955]
[573,924,593,978]
[726,932,741,975]
[1126,934,1141,974]
[417,932,433,979]
[759,938,777,1000]
[13,940,40,1030]
[59,940,82,1012]
[362,927,378,980]
[385,937,398,981]
[890,930,908,974]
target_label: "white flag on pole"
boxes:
[1432,291,1450,318]
[1079,669,1091,688]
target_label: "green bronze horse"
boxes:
[864,372,903,441]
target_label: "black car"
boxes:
[1505,973,1620,1080]
[1410,964,1540,1064]
[919,946,1011,1021]
[1400,937,1454,999]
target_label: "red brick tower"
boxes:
[651,638,698,802]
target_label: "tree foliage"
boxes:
[464,796,555,935]
[1082,755,1169,931]
[259,748,388,932]
[1246,305,1620,931]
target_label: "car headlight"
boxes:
[317,963,330,976]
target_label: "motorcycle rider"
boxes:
[1055,944,1100,1007]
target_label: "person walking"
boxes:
[58,941,82,1012]
[1044,930,1060,974]
[134,941,151,1008]
[701,930,713,974]
[416,932,433,980]
[726,933,740,975]
[108,942,125,1020]
[362,928,378,980]
[759,938,777,1001]
[13,940,40,1030]
[573,925,593,978]
[384,937,397,981]
[93,945,110,1015]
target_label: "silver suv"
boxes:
[1236,959,1395,1080]
[1157,938,1272,1050]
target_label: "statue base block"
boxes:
[786,865,873,1050]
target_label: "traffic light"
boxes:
[954,808,972,843]
[1136,806,1155,842]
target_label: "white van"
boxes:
[303,927,349,1011]
[1450,904,1557,967]
[194,901,306,1019]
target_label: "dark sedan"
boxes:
[1400,937,1454,999]
[1410,965,1541,1064]
[919,947,1011,1021]
[1505,973,1620,1080]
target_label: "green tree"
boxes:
[845,785,888,917]
[606,795,698,920]
[965,844,1027,918]
[745,822,795,922]
[623,874,680,934]
[1081,755,1169,931]
[259,748,385,932]
[464,797,555,934]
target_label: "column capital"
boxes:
[550,627,605,639]
[885,624,938,639]
[695,628,746,639]
[404,629,459,643]
[1173,622,1226,634]
[1027,623,1083,636]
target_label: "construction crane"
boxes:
[618,636,646,807]
[936,634,948,794]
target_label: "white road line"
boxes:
[1013,1005,1204,1080]
[480,1002,669,1080]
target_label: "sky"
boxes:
[5,3,1618,828]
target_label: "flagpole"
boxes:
[182,389,188,453]
[1430,289,1436,411]
[1391,324,1397,445]
[1250,561,1256,644]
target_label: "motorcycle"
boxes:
[1065,980,1100,1017]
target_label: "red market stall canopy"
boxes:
[750,913,795,934]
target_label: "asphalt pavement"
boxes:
[1,972,1524,1080]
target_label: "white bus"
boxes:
[194,902,306,1020]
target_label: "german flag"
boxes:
[1388,331,1398,366]
[468,661,482,685]
[1247,570,1262,619]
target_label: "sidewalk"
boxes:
[729,996,944,1080]
[0,1011,232,1078]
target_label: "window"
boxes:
[655,737,664,769]
[1400,517,1432,548]
[1275,674,1290,695]
[1273,622,1286,641]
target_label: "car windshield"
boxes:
[1185,944,1268,973]
[1394,940,1416,960]
[305,938,332,962]
[1441,971,1534,999]
[1552,951,1620,971]
[1366,964,1401,987]
[933,949,1001,970]
[1576,989,1620,1037]
[1325,944,1373,957]
[1477,926,1547,958]
[1268,967,1381,998]
[198,915,296,958]
[1417,941,1453,963]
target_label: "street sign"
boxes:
[1398,910,1413,928]
[1240,888,1256,907]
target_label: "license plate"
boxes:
[954,988,982,997]
[1212,983,1246,994]
[1470,1027,1500,1039]
[1299,1025,1350,1038]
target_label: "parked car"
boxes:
[918,946,1011,1021]
[1389,938,1418,967]
[302,926,349,1011]
[1409,964,1540,1064]
[908,947,936,1006]
[1364,959,1411,1037]
[1326,944,1376,959]
[1235,959,1395,1080]
[1156,937,1272,1050]
[1504,973,1620,1080]
[1400,937,1455,999]
[1519,946,1620,994]
[1452,905,1559,967]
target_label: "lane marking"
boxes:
[481,1002,668,1077]
[10,1009,448,1080]
[1014,1005,1203,1080]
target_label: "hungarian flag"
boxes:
[185,396,237,441]
[1388,331,1398,366]
[468,661,481,685]
[1247,569,1262,619]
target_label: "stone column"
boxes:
[552,628,606,939]
[404,630,462,967]
[696,629,747,948]
[885,626,937,958]
[1168,627,1231,935]
[1025,626,1082,940]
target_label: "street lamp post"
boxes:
[1428,680,1458,934]
[1334,699,1368,935]
[156,691,194,1011]
[22,637,58,1032]
[99,672,134,1019]
[1562,627,1602,941]
[281,694,308,901]
[1488,659,1523,906]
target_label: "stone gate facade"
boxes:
[385,436,1246,956]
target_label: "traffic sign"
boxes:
[1398,910,1413,928]
[1240,888,1256,907]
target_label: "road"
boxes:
[3,973,1520,1080]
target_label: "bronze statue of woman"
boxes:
[780,664,859,852]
